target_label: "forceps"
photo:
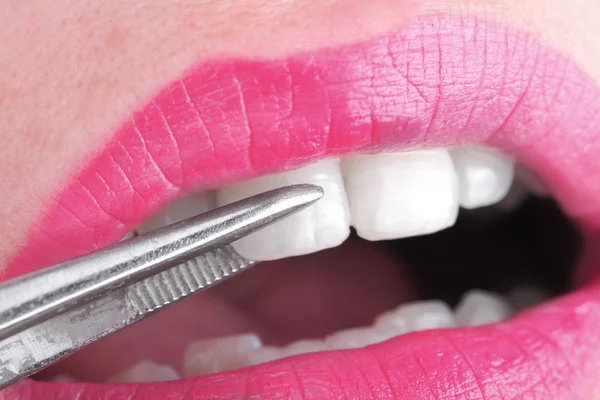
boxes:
[0,184,323,390]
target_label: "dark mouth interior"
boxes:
[397,195,580,307]
[37,185,582,383]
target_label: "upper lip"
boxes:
[5,14,600,400]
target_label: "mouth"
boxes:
[5,13,600,400]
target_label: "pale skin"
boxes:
[0,0,599,270]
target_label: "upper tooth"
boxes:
[216,159,350,261]
[136,191,216,234]
[450,146,515,209]
[342,149,459,241]
[454,290,513,327]
[375,300,456,332]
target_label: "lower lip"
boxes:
[5,14,600,400]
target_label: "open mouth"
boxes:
[5,13,600,400]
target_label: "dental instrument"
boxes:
[0,184,323,389]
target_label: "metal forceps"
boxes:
[0,184,323,389]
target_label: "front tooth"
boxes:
[216,159,350,260]
[182,333,262,377]
[136,191,216,234]
[450,146,515,209]
[375,300,456,332]
[342,150,459,240]
[108,361,180,383]
[455,290,513,327]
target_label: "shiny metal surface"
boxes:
[0,184,323,389]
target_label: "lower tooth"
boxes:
[247,346,282,366]
[48,374,76,382]
[216,158,350,261]
[342,149,459,241]
[506,285,550,312]
[280,339,329,357]
[325,325,400,350]
[178,294,518,375]
[182,334,262,377]
[450,146,515,209]
[375,300,456,332]
[454,290,513,327]
[108,361,180,383]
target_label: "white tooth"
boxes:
[455,290,513,327]
[375,300,456,332]
[216,159,350,260]
[342,150,459,240]
[281,339,329,357]
[506,285,550,312]
[136,191,215,234]
[108,361,180,383]
[325,325,400,350]
[182,334,262,377]
[450,146,515,209]
[247,346,282,366]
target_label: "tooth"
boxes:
[247,346,282,366]
[375,300,456,332]
[182,333,262,377]
[216,159,350,260]
[455,290,513,327]
[342,150,459,240]
[136,191,216,234]
[325,325,400,350]
[281,339,329,357]
[506,285,550,312]
[450,146,515,209]
[108,361,180,383]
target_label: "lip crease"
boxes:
[4,14,600,400]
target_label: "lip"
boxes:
[5,14,600,400]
